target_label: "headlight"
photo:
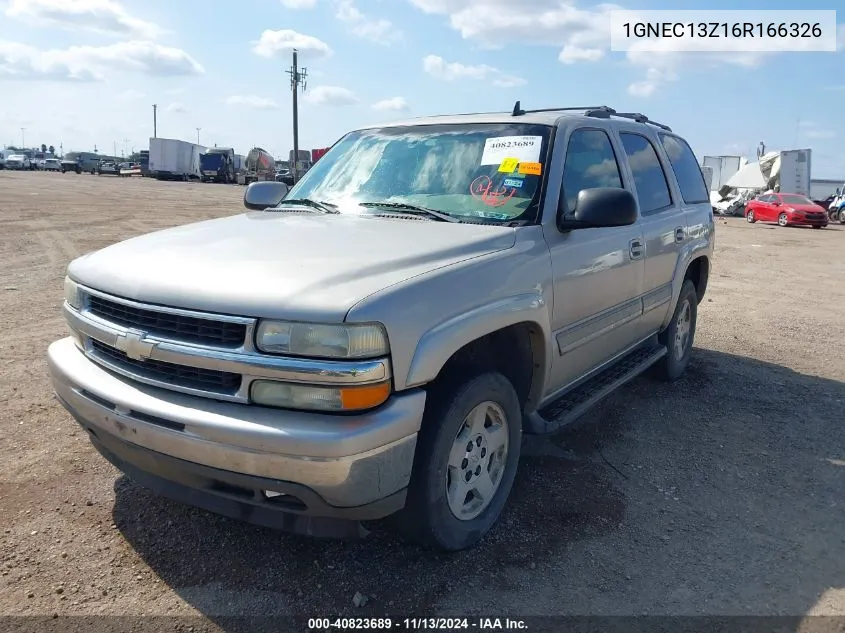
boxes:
[64,276,82,310]
[255,320,389,359]
[250,379,391,412]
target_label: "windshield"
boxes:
[201,153,223,168]
[781,194,812,205]
[285,123,553,223]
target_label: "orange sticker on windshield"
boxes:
[498,157,519,173]
[518,162,542,176]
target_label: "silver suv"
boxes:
[48,103,714,551]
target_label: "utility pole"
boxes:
[286,49,307,183]
[152,104,158,139]
[196,127,201,145]
[20,128,25,148]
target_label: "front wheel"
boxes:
[746,210,756,223]
[655,279,698,381]
[839,210,845,225]
[397,372,522,551]
[778,212,789,227]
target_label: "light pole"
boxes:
[196,128,201,145]
[20,128,25,149]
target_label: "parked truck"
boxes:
[828,182,845,224]
[234,154,245,175]
[49,103,714,551]
[149,138,206,181]
[200,147,236,183]
[777,149,811,197]
[241,147,275,185]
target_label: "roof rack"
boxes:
[510,101,672,132]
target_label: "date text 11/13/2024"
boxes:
[307,617,529,630]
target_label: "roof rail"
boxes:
[509,101,673,132]
[586,109,673,132]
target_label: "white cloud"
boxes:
[251,29,332,58]
[409,0,615,57]
[372,96,409,111]
[117,88,145,100]
[225,95,280,110]
[0,40,204,81]
[303,85,358,106]
[798,121,836,141]
[164,102,187,113]
[409,1,845,98]
[422,54,525,88]
[280,0,318,7]
[4,0,163,39]
[334,0,401,44]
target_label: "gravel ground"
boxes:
[1,171,844,626]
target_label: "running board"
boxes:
[524,344,667,435]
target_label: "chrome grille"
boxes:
[88,294,247,348]
[90,339,242,395]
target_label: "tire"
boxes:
[746,210,756,223]
[778,212,789,227]
[655,279,698,382]
[839,210,845,225]
[396,372,522,551]
[812,225,822,229]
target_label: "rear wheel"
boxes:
[655,280,698,382]
[397,372,522,551]
[812,225,822,229]
[778,212,789,227]
[746,209,756,223]
[839,210,845,225]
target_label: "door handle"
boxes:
[675,227,685,242]
[629,239,644,260]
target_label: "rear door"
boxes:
[614,127,685,337]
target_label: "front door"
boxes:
[544,125,645,394]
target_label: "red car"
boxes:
[745,193,829,229]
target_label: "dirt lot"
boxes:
[1,171,844,625]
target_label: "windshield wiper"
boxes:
[357,202,459,223]
[278,198,339,214]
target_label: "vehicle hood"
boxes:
[68,211,516,322]
[787,203,824,212]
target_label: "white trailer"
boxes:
[233,154,245,174]
[777,149,811,196]
[702,155,743,192]
[149,137,207,181]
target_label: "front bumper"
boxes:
[48,338,425,532]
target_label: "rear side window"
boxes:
[659,134,709,204]
[619,133,672,215]
[561,129,623,213]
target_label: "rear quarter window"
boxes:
[659,134,709,204]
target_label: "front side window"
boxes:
[560,128,623,214]
[620,133,672,215]
[286,123,553,224]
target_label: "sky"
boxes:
[1,0,843,177]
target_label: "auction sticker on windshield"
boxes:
[481,136,542,166]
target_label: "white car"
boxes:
[43,158,62,171]
[5,155,32,170]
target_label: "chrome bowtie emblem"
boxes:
[115,331,156,361]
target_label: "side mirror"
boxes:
[244,181,289,210]
[557,187,638,231]
[772,200,781,206]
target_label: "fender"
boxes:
[405,290,552,391]
[662,230,712,331]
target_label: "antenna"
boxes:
[512,100,524,116]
